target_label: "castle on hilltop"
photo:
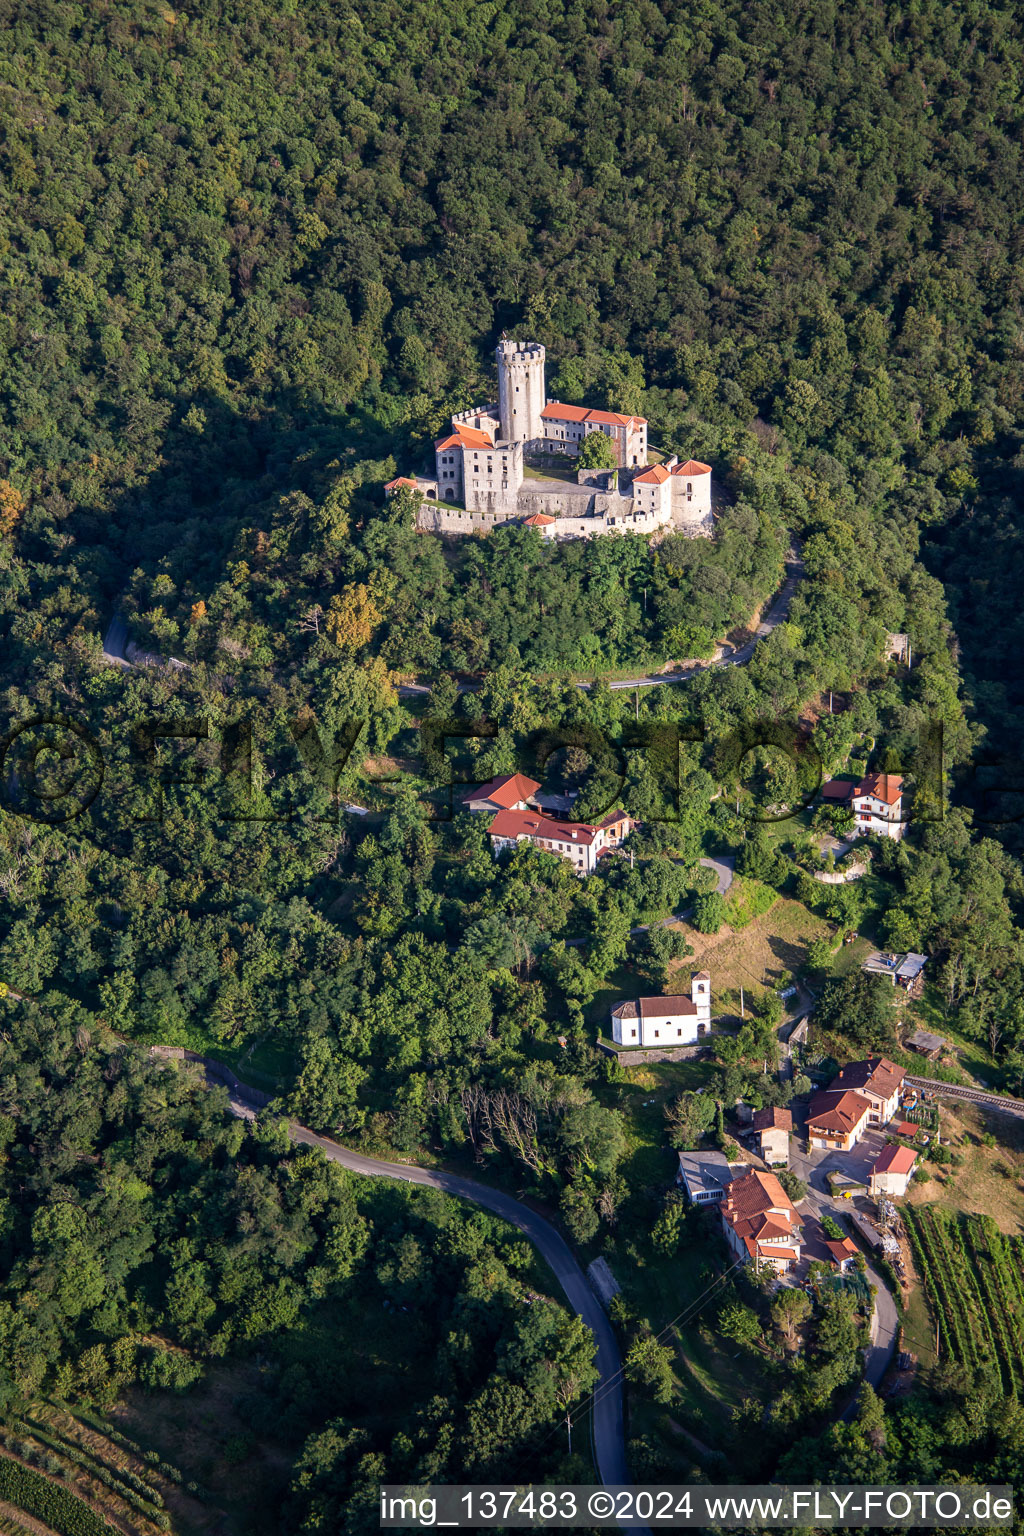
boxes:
[385,340,713,542]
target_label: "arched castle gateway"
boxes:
[384,340,713,542]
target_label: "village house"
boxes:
[806,1088,873,1152]
[821,772,905,840]
[869,1143,919,1198]
[751,1106,792,1167]
[461,773,540,814]
[823,1236,860,1272]
[385,340,713,541]
[609,972,712,1047]
[719,1169,803,1275]
[676,1149,736,1206]
[486,806,632,876]
[830,1057,906,1127]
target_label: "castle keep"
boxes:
[385,340,713,541]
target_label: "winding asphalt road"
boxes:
[218,1077,642,1517]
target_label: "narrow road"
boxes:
[217,1076,642,1514]
[564,853,735,948]
[789,1139,900,1396]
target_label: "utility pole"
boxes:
[566,1411,572,1457]
[829,690,833,714]
[635,687,639,721]
[740,986,745,1019]
[643,586,648,613]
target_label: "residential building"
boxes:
[829,1057,906,1127]
[609,972,712,1047]
[824,1236,860,1272]
[461,773,540,814]
[869,1143,919,1198]
[807,1088,873,1152]
[751,1106,792,1167]
[676,1149,736,1206]
[821,772,905,840]
[719,1169,803,1274]
[385,339,713,540]
[487,807,632,876]
[863,951,927,993]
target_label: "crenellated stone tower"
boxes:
[496,338,545,445]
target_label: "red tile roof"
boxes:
[721,1169,801,1258]
[541,402,646,429]
[871,1144,918,1176]
[673,460,712,475]
[822,778,857,800]
[435,424,494,451]
[807,1088,873,1136]
[855,772,904,806]
[523,512,556,526]
[487,808,630,848]
[384,476,418,492]
[825,1236,859,1265]
[831,1057,905,1102]
[752,1106,793,1133]
[462,773,541,809]
[638,994,698,1019]
[633,465,671,485]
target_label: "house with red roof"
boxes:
[829,1057,906,1127]
[821,772,905,840]
[461,774,541,815]
[807,1088,873,1152]
[609,972,712,1047]
[751,1105,792,1167]
[487,806,633,876]
[869,1143,918,1198]
[719,1168,803,1274]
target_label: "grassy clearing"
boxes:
[665,895,831,1017]
[603,1059,715,1190]
[904,1100,1024,1232]
[621,1231,765,1467]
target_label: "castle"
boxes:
[385,340,713,541]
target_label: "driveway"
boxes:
[789,1131,900,1394]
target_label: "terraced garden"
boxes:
[905,1206,1024,1396]
[0,1403,199,1536]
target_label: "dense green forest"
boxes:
[0,1014,595,1532]
[2,0,1024,1513]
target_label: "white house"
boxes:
[487,806,632,876]
[751,1106,792,1167]
[806,1088,873,1152]
[822,772,905,840]
[869,1143,918,1198]
[610,972,712,1047]
[829,1057,906,1127]
[677,1149,736,1205]
[719,1169,803,1275]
